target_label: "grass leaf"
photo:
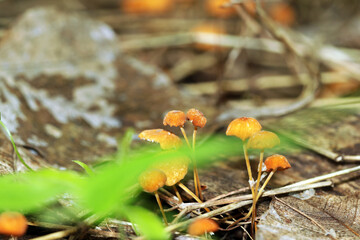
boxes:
[73,160,95,177]
[0,169,82,213]
[125,205,170,240]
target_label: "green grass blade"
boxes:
[0,119,33,171]
[73,160,95,177]
[125,205,170,240]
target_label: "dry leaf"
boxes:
[257,195,360,240]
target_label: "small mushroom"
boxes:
[268,2,296,26]
[0,212,27,237]
[187,218,219,236]
[153,154,210,212]
[139,169,168,225]
[186,108,207,200]
[227,154,291,230]
[226,117,262,141]
[226,117,262,195]
[138,129,182,150]
[247,131,280,232]
[163,110,191,148]
[257,154,291,200]
[121,0,173,15]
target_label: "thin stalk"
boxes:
[254,150,265,197]
[243,144,255,206]
[177,182,210,212]
[228,170,275,229]
[180,127,191,149]
[155,191,168,226]
[251,149,265,233]
[192,127,203,200]
[256,170,275,202]
[243,143,256,236]
[173,186,183,203]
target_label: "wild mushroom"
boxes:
[163,110,191,148]
[187,218,219,236]
[139,129,184,202]
[153,154,210,212]
[138,129,182,150]
[121,0,173,15]
[247,130,280,229]
[139,169,168,225]
[257,154,291,200]
[227,154,291,230]
[186,108,207,200]
[226,117,262,196]
[269,2,296,26]
[0,212,27,237]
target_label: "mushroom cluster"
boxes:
[137,113,291,235]
[138,109,209,224]
[226,117,291,233]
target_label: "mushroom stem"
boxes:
[252,149,265,233]
[227,170,276,230]
[254,150,265,196]
[173,186,183,203]
[243,144,255,197]
[177,182,210,212]
[180,127,191,149]
[256,170,276,202]
[192,127,203,200]
[155,191,168,226]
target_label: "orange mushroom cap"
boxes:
[0,212,27,237]
[122,0,173,15]
[163,110,186,128]
[139,129,182,150]
[153,155,190,186]
[186,108,207,128]
[188,218,219,236]
[268,3,295,26]
[247,130,280,149]
[139,169,167,193]
[226,117,262,141]
[264,154,291,172]
[205,0,236,18]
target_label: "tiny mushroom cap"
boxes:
[247,131,280,150]
[188,218,219,236]
[186,108,207,128]
[153,155,190,186]
[139,129,182,150]
[163,110,186,127]
[264,154,291,172]
[139,169,167,193]
[0,212,27,237]
[226,117,262,141]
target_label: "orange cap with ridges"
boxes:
[186,108,207,128]
[264,154,291,172]
[163,110,186,127]
[226,117,262,141]
[139,129,182,150]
